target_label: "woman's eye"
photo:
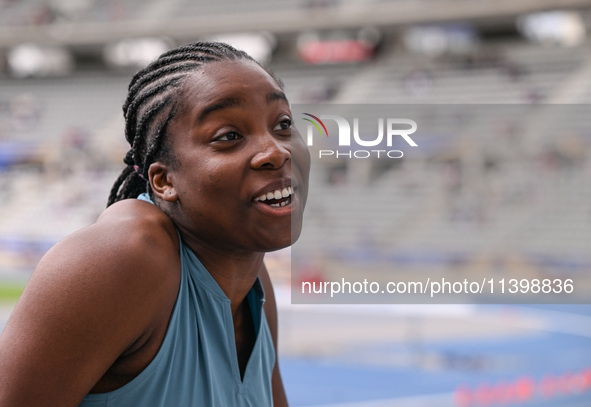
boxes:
[274,119,292,131]
[216,131,241,141]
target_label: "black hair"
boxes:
[107,41,282,207]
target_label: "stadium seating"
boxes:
[0,36,590,276]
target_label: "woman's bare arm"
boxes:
[0,200,179,407]
[259,262,289,407]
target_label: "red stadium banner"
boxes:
[298,40,374,64]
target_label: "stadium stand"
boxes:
[2,2,591,406]
[1,33,591,273]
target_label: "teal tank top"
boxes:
[78,194,275,406]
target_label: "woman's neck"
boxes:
[177,225,264,315]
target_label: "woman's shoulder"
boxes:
[48,197,180,285]
[97,197,179,249]
[26,196,182,337]
[47,197,183,314]
[0,198,182,405]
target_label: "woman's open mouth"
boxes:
[253,186,293,207]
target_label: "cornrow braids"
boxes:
[107,41,277,207]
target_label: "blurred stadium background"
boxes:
[1,0,591,406]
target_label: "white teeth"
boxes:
[270,203,280,207]
[255,187,293,202]
[280,201,287,207]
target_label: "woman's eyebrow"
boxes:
[267,91,288,104]
[198,97,243,122]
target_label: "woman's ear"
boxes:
[148,162,178,202]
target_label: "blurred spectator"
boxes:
[29,2,55,25]
[106,0,126,21]
[404,70,433,97]
[10,94,41,132]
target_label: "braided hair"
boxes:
[107,41,281,207]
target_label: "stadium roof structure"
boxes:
[0,0,590,48]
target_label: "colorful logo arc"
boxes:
[302,113,329,137]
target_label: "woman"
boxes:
[0,42,310,406]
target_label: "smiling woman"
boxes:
[0,42,310,407]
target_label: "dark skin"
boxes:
[0,59,310,406]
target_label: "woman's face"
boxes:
[159,59,310,253]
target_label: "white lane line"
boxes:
[303,392,454,407]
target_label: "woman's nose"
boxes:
[250,132,291,170]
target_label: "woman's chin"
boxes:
[261,235,293,253]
